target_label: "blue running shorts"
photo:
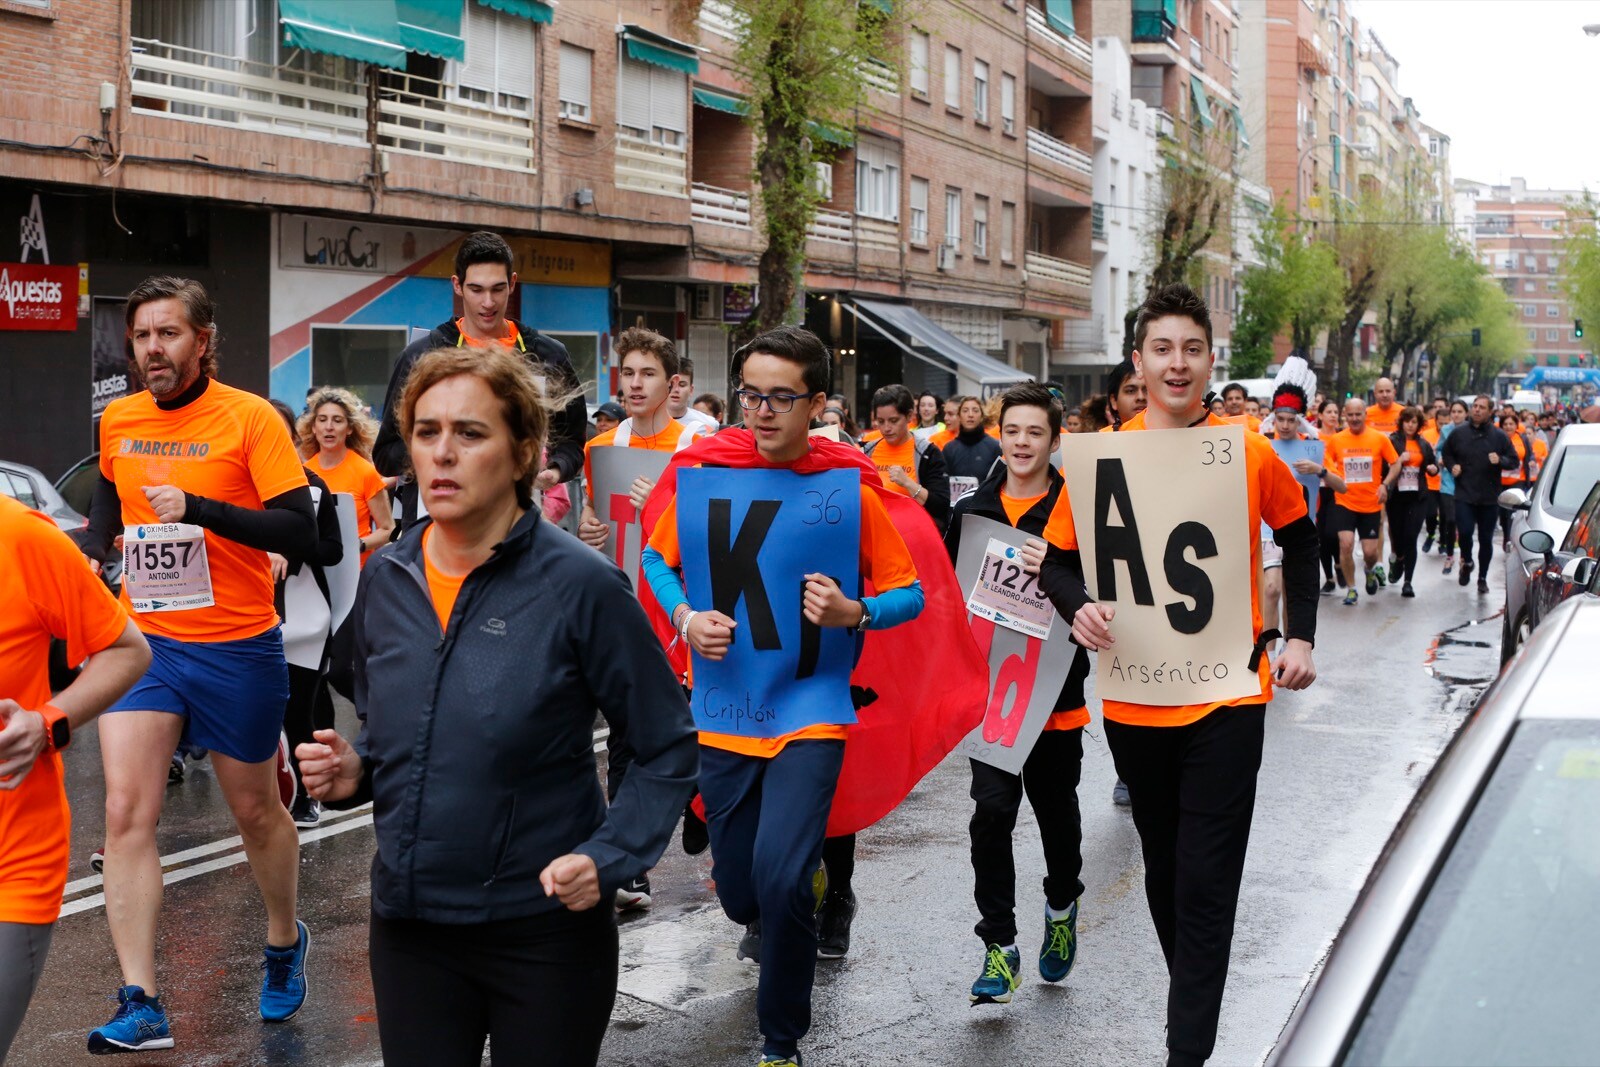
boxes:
[107,627,289,764]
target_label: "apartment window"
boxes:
[854,138,901,221]
[311,326,409,414]
[1523,280,1535,292]
[1000,73,1016,135]
[909,178,929,244]
[812,161,834,202]
[1109,157,1120,223]
[459,3,538,113]
[1547,305,1560,318]
[1000,201,1015,262]
[1547,281,1560,292]
[973,60,990,124]
[1524,305,1535,318]
[1547,255,1560,271]
[617,54,688,147]
[558,43,592,121]
[944,187,962,249]
[1547,328,1561,341]
[910,30,930,95]
[973,196,989,258]
[1524,254,1538,269]
[944,46,961,110]
[1527,329,1537,341]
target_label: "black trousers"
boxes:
[970,727,1085,946]
[282,663,335,793]
[1456,499,1500,571]
[821,833,856,897]
[369,906,618,1067]
[1315,487,1338,581]
[1105,705,1265,1062]
[1436,491,1457,555]
[1385,491,1427,583]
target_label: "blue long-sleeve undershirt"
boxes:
[640,546,924,631]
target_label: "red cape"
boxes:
[641,429,987,835]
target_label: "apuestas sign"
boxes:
[0,261,76,331]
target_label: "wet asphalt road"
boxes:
[9,550,1506,1067]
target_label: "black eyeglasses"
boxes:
[735,389,811,414]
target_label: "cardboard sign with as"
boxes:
[1059,425,1257,706]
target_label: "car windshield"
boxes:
[1344,721,1600,1066]
[1545,445,1600,522]
[56,456,99,517]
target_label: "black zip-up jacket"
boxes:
[372,318,588,519]
[338,508,698,923]
[941,428,1004,483]
[945,465,1090,714]
[1439,418,1518,506]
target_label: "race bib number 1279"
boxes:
[967,537,1055,640]
[123,523,215,612]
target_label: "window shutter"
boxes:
[910,32,929,93]
[650,67,687,133]
[559,43,591,108]
[460,3,498,95]
[495,15,536,103]
[617,53,653,131]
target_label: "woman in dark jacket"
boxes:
[1386,406,1439,598]
[296,346,698,1067]
[940,396,1004,507]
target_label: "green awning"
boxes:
[809,121,853,146]
[1189,75,1215,129]
[1044,0,1076,35]
[396,0,464,61]
[1331,133,1342,174]
[477,0,554,22]
[1133,0,1178,19]
[693,87,747,115]
[620,25,700,75]
[1229,104,1249,147]
[862,0,893,12]
[279,0,407,68]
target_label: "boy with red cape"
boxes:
[640,326,986,1067]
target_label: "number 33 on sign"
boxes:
[967,538,1056,640]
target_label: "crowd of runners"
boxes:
[1,229,1589,1067]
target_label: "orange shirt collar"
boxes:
[456,318,522,350]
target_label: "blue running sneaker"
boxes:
[87,985,173,1054]
[969,943,1022,1004]
[260,919,310,1022]
[1039,901,1079,983]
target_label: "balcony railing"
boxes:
[691,183,752,228]
[1132,12,1176,42]
[697,0,746,41]
[1026,251,1093,289]
[1092,202,1106,240]
[1027,126,1093,176]
[1025,6,1093,70]
[1149,108,1176,139]
[130,37,365,145]
[859,58,899,95]
[808,207,854,244]
[857,215,899,250]
[615,133,688,198]
[377,71,536,172]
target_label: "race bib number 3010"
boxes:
[123,523,214,612]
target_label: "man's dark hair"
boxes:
[871,384,914,416]
[454,230,515,282]
[125,276,220,379]
[999,381,1062,438]
[733,325,831,396]
[614,326,680,378]
[678,356,694,383]
[1105,358,1139,398]
[1133,283,1213,352]
[1220,381,1247,400]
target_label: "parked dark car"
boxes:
[1519,480,1600,632]
[54,451,122,592]
[1271,596,1600,1066]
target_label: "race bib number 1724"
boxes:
[123,523,215,612]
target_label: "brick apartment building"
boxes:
[1455,177,1599,400]
[0,0,1099,477]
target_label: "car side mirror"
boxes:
[1561,555,1597,587]
[1498,487,1530,510]
[1519,529,1555,559]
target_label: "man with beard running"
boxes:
[1439,394,1518,595]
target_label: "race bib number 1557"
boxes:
[123,523,215,612]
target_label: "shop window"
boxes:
[545,331,601,403]
[310,325,409,415]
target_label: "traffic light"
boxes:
[1471,328,1482,346]
[1577,319,1585,339]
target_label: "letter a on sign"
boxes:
[1058,426,1258,706]
[677,467,861,739]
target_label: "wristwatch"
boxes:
[39,704,70,751]
[855,601,873,632]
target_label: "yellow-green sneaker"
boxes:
[969,943,1022,1004]
[758,1055,801,1066]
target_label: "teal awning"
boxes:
[1189,75,1214,129]
[862,0,893,12]
[693,87,747,115]
[279,0,407,68]
[1229,104,1249,147]
[809,121,853,146]
[1044,0,1076,35]
[1331,133,1342,174]
[1133,0,1178,19]
[620,25,700,75]
[478,0,554,22]
[396,0,464,61]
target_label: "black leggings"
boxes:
[1436,491,1457,555]
[369,907,618,1067]
[1457,500,1499,572]
[282,663,335,793]
[1316,487,1338,581]
[1385,492,1428,583]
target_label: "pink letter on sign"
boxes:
[969,616,1042,747]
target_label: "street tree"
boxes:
[1433,277,1525,395]
[1376,225,1482,392]
[725,0,898,334]
[1319,191,1400,399]
[1559,191,1600,355]
[1232,201,1344,378]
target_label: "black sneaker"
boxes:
[682,806,709,856]
[1477,578,1489,594]
[1422,534,1434,554]
[168,754,185,785]
[1336,571,1348,589]
[1366,571,1379,596]
[1458,559,1473,587]
[1111,778,1132,807]
[615,875,652,912]
[290,796,321,829]
[1401,582,1415,598]
[737,919,762,964]
[1321,578,1335,594]
[817,891,857,960]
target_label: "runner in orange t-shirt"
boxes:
[864,384,950,528]
[1037,284,1319,1065]
[82,278,319,1051]
[0,496,148,1061]
[299,386,393,566]
[1324,398,1402,603]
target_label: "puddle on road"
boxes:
[1422,612,1503,686]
